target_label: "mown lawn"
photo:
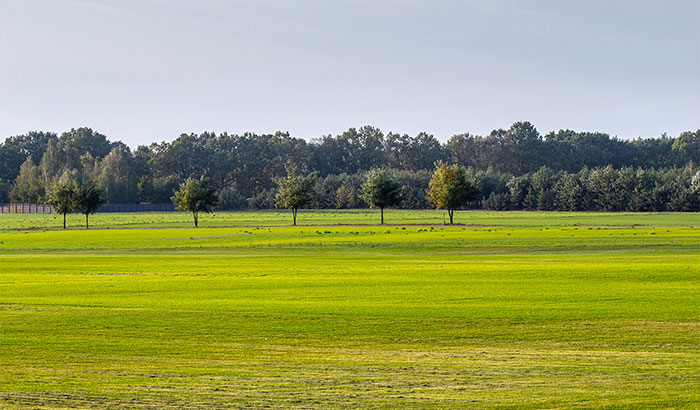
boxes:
[2,208,699,230]
[1,211,699,408]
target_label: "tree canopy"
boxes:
[73,180,105,229]
[171,177,219,227]
[1,123,699,214]
[275,169,318,226]
[428,162,479,224]
[361,168,403,224]
[46,181,75,229]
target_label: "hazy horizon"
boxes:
[1,0,698,146]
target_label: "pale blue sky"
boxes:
[1,0,698,146]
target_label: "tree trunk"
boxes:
[85,213,89,229]
[63,213,66,229]
[292,209,297,226]
[449,209,454,224]
[193,212,198,227]
[380,207,384,224]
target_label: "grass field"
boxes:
[2,208,700,230]
[1,210,700,408]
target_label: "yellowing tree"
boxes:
[428,161,478,224]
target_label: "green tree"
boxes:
[0,179,10,203]
[59,127,113,170]
[692,171,700,193]
[427,161,478,224]
[46,181,75,229]
[98,145,139,203]
[73,180,104,229]
[361,168,402,224]
[171,177,219,227]
[275,169,318,225]
[335,183,357,209]
[553,172,585,211]
[10,157,45,203]
[671,130,700,165]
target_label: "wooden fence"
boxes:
[0,203,175,214]
[0,204,55,214]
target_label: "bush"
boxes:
[249,189,277,209]
[218,186,248,210]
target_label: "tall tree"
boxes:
[672,130,700,166]
[73,180,104,229]
[0,131,57,181]
[98,145,139,203]
[275,169,318,226]
[361,168,402,224]
[39,139,66,190]
[59,127,113,169]
[171,177,219,227]
[427,162,478,224]
[10,157,44,203]
[0,179,10,203]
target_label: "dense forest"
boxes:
[1,122,699,212]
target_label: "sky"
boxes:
[0,0,698,147]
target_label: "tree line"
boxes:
[1,123,698,215]
[175,163,476,226]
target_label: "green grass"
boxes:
[2,208,700,230]
[1,211,700,408]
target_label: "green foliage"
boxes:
[692,171,700,193]
[249,189,277,209]
[481,192,510,211]
[0,178,10,203]
[0,131,57,181]
[523,166,556,211]
[2,124,700,213]
[73,179,105,228]
[98,145,139,203]
[218,186,248,210]
[334,183,357,209]
[10,157,45,202]
[59,127,113,168]
[171,177,219,227]
[397,170,432,209]
[311,174,345,209]
[428,162,478,223]
[138,175,182,203]
[361,168,402,223]
[672,130,700,164]
[46,181,76,229]
[275,169,318,225]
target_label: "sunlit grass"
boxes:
[1,211,699,408]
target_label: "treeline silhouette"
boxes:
[1,122,699,212]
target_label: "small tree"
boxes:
[361,168,402,224]
[73,180,105,229]
[47,181,75,229]
[171,177,219,227]
[427,161,478,224]
[275,170,318,226]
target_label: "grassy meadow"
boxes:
[1,210,700,408]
